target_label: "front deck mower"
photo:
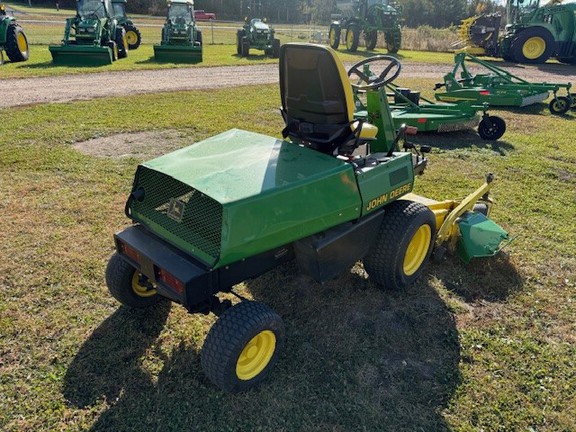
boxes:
[435,53,574,115]
[350,56,506,140]
[106,43,510,393]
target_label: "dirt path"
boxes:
[3,62,574,109]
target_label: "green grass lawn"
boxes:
[1,77,575,431]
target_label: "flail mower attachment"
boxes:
[435,53,574,115]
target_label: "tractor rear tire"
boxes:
[365,30,377,50]
[5,23,29,62]
[549,96,571,115]
[116,28,128,59]
[124,24,142,50]
[201,301,285,393]
[478,115,506,140]
[271,38,280,58]
[363,200,436,290]
[385,29,401,54]
[329,25,341,49]
[511,28,554,64]
[236,30,244,55]
[241,37,250,57]
[105,253,163,309]
[345,25,360,52]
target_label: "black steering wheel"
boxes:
[348,56,402,90]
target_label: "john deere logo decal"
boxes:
[167,198,185,222]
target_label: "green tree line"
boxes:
[32,0,503,27]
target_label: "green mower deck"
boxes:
[435,53,574,115]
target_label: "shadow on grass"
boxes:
[411,129,516,155]
[63,260,464,431]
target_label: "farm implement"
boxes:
[351,56,506,140]
[49,0,129,66]
[435,53,574,115]
[106,43,510,393]
[0,3,29,65]
[154,0,202,63]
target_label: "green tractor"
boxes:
[457,0,576,64]
[49,0,129,66]
[154,0,202,63]
[236,17,280,57]
[106,43,510,393]
[329,0,402,53]
[0,3,30,65]
[112,0,141,50]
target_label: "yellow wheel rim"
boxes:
[17,32,28,53]
[236,330,276,381]
[403,224,431,276]
[329,30,336,46]
[126,30,137,46]
[522,36,546,60]
[346,30,354,48]
[131,272,156,298]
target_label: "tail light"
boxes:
[119,241,140,264]
[155,266,185,294]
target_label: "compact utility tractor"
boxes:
[49,0,129,65]
[106,43,510,393]
[351,56,507,140]
[435,53,574,115]
[236,17,280,57]
[0,3,29,65]
[154,0,202,63]
[112,0,141,50]
[329,0,402,53]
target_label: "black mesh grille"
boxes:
[130,167,222,261]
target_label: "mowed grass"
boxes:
[1,78,575,431]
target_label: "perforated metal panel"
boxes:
[130,167,222,262]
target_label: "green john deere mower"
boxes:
[49,0,129,66]
[0,3,29,65]
[106,43,510,393]
[154,0,202,63]
[435,53,574,115]
[351,56,507,140]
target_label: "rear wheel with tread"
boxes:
[241,37,250,57]
[116,28,128,59]
[105,253,162,308]
[5,24,29,62]
[329,25,341,49]
[365,30,377,50]
[511,28,554,64]
[124,24,141,50]
[364,200,436,290]
[201,301,285,393]
[345,25,360,52]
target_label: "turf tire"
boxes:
[363,200,436,290]
[105,252,162,308]
[201,301,285,393]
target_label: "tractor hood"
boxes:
[126,129,362,268]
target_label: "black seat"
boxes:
[279,43,378,156]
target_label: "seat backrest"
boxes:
[279,43,356,154]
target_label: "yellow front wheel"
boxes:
[364,200,436,290]
[201,301,285,393]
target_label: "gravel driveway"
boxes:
[2,62,574,109]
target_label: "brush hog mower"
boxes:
[435,53,574,115]
[0,3,30,65]
[154,0,202,63]
[351,55,506,140]
[50,0,128,66]
[106,43,510,393]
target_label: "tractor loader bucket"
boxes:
[49,44,114,66]
[153,44,202,63]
